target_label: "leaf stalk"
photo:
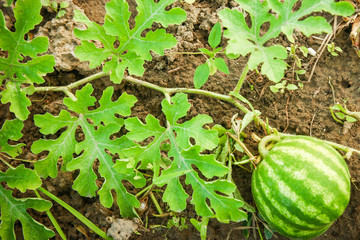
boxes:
[38,187,111,240]
[233,64,250,93]
[34,190,67,240]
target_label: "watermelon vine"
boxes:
[0,0,359,240]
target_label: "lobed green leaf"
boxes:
[125,93,245,221]
[74,0,186,83]
[0,186,54,240]
[0,0,55,120]
[0,165,42,193]
[0,119,25,157]
[219,0,354,83]
[32,84,141,217]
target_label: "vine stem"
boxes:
[34,72,109,100]
[33,71,360,157]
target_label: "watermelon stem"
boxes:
[258,134,281,159]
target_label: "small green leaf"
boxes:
[346,115,357,123]
[56,10,66,18]
[1,82,31,121]
[331,105,342,111]
[239,111,254,133]
[299,46,309,57]
[194,63,210,89]
[335,46,343,52]
[52,1,58,9]
[208,22,222,49]
[199,48,212,56]
[270,85,279,93]
[335,112,345,120]
[214,57,229,74]
[295,69,306,75]
[286,84,298,91]
[60,1,69,8]
[41,0,51,7]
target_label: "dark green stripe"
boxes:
[271,144,350,210]
[277,138,346,171]
[261,152,348,223]
[277,137,350,179]
[252,170,324,235]
[273,140,350,197]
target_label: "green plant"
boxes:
[194,22,229,88]
[216,0,354,92]
[167,215,188,231]
[252,134,351,239]
[269,80,299,93]
[327,42,343,56]
[42,0,70,18]
[287,44,308,81]
[330,103,359,124]
[0,0,359,240]
[0,0,55,120]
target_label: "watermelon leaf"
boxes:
[125,93,246,222]
[0,165,42,193]
[0,119,25,157]
[32,84,144,218]
[74,0,186,83]
[0,186,54,240]
[0,0,55,120]
[218,0,354,83]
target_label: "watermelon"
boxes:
[252,135,351,239]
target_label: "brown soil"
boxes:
[1,0,359,240]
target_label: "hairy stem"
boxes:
[33,72,109,99]
[233,64,250,93]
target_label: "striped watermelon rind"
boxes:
[252,135,351,239]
